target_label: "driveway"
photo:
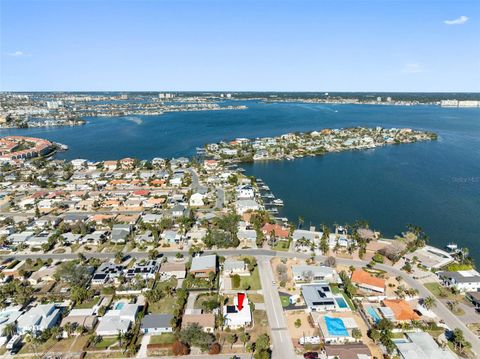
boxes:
[136,334,150,358]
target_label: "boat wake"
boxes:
[124,116,143,125]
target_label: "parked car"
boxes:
[303,352,319,359]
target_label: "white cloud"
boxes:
[6,50,30,57]
[444,16,469,25]
[403,63,423,74]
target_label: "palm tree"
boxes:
[117,330,123,349]
[423,296,436,310]
[2,323,16,338]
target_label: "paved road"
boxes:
[216,188,225,209]
[258,257,297,359]
[2,248,479,356]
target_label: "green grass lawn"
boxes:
[248,293,265,303]
[341,293,355,310]
[149,295,177,314]
[94,337,118,350]
[280,295,291,307]
[232,266,262,290]
[194,293,221,312]
[273,240,290,251]
[424,282,457,299]
[74,296,100,309]
[330,284,340,294]
[149,333,176,345]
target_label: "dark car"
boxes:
[303,352,319,359]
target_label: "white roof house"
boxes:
[16,303,61,334]
[396,332,456,359]
[223,295,252,329]
[0,305,23,339]
[189,193,205,207]
[292,265,338,283]
[96,301,140,336]
[235,199,261,215]
[223,260,248,275]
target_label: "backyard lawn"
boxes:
[232,266,262,290]
[74,296,100,309]
[149,295,177,314]
[149,333,176,345]
[93,337,118,350]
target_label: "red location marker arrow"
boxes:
[237,292,245,311]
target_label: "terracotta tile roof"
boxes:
[262,223,289,238]
[351,269,385,289]
[383,299,420,321]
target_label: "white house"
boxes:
[223,294,252,329]
[438,270,480,293]
[16,304,61,335]
[236,185,255,199]
[235,199,261,215]
[189,193,205,207]
[96,301,139,336]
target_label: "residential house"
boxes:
[140,314,173,334]
[182,313,215,333]
[60,308,98,331]
[190,255,216,278]
[0,305,23,340]
[125,260,159,280]
[235,199,261,215]
[223,294,252,329]
[111,224,132,244]
[302,284,348,312]
[438,269,480,293]
[159,262,186,279]
[17,303,62,335]
[189,193,205,207]
[96,301,140,336]
[324,343,372,359]
[395,332,456,359]
[91,262,124,285]
[351,269,385,294]
[262,223,290,240]
[223,259,249,276]
[292,265,338,284]
[381,299,420,322]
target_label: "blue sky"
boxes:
[1,0,479,92]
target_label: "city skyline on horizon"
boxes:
[1,0,479,92]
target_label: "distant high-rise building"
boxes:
[121,94,128,100]
[226,93,232,98]
[386,96,392,102]
[159,93,165,99]
[377,97,382,102]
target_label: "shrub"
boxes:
[172,341,189,356]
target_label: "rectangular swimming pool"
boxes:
[115,302,125,310]
[335,297,348,309]
[324,316,349,336]
[366,306,381,323]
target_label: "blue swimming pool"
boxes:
[115,302,125,310]
[366,306,381,323]
[325,316,349,336]
[335,297,348,309]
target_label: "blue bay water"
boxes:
[2,101,480,260]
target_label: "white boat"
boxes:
[272,199,284,206]
[446,243,458,252]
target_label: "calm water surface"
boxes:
[2,101,479,260]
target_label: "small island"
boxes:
[204,127,438,163]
